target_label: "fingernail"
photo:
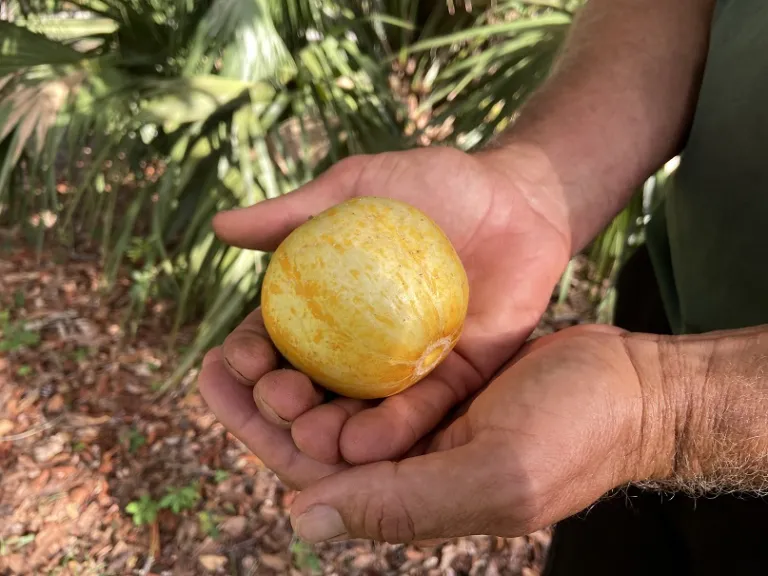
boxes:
[293,505,348,543]
[224,356,254,385]
[253,388,291,428]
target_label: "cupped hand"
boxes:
[198,146,572,489]
[287,325,654,544]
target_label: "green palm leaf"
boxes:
[2,0,618,386]
[0,21,85,74]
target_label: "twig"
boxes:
[0,413,110,443]
[0,415,63,442]
[229,537,260,551]
[1,271,40,284]
[23,310,78,331]
[138,554,154,576]
[228,550,239,576]
[137,521,159,575]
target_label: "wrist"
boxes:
[622,329,768,491]
[617,333,693,484]
[474,141,574,256]
[475,132,632,256]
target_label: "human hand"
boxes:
[198,145,572,489]
[286,325,659,544]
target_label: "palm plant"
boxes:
[3,0,632,386]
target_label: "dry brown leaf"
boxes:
[198,554,228,572]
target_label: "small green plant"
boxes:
[222,502,236,515]
[125,495,160,526]
[16,364,32,377]
[120,427,147,453]
[0,533,35,556]
[126,482,203,527]
[213,469,229,484]
[197,511,220,539]
[290,538,323,575]
[12,290,24,309]
[159,482,201,514]
[0,311,40,352]
[72,347,91,362]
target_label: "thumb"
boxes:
[289,440,510,544]
[212,155,368,251]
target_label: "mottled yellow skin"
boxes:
[261,196,469,399]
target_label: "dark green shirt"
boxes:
[647,0,768,334]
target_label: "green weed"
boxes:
[158,482,201,514]
[290,538,323,575]
[125,495,159,526]
[0,310,40,352]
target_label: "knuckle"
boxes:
[275,473,301,491]
[334,154,367,173]
[220,330,240,356]
[497,464,550,535]
[222,332,276,383]
[201,346,222,367]
[478,441,550,535]
[358,462,416,543]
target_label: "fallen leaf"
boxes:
[0,419,14,436]
[406,548,425,562]
[219,515,247,539]
[51,465,76,479]
[69,484,91,507]
[352,553,375,569]
[30,468,51,491]
[46,394,65,413]
[485,560,501,576]
[29,523,68,567]
[1,554,26,573]
[198,554,228,572]
[33,433,69,463]
[259,554,288,572]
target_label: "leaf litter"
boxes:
[0,231,600,575]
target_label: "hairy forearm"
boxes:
[480,0,716,253]
[626,326,768,495]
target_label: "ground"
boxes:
[0,233,602,576]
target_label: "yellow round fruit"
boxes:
[260,196,469,400]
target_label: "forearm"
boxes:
[480,0,716,253]
[627,325,768,495]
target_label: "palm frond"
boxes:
[0,20,86,73]
[0,0,596,385]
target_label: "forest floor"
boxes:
[0,230,603,576]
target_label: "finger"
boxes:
[212,156,367,251]
[253,369,324,428]
[292,398,368,465]
[289,439,509,544]
[198,347,347,488]
[339,353,484,464]
[412,538,449,549]
[221,308,279,386]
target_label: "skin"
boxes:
[288,324,649,543]
[286,324,768,543]
[205,147,570,471]
[198,0,732,545]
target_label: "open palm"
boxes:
[281,325,646,545]
[198,146,571,488]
